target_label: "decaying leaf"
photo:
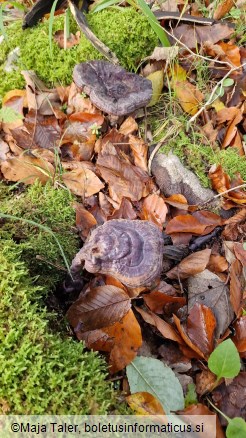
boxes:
[166,249,211,280]
[188,269,234,338]
[62,167,104,197]
[67,285,131,332]
[173,314,206,359]
[187,303,216,357]
[173,81,204,115]
[77,309,142,373]
[74,202,97,240]
[143,288,186,314]
[146,70,164,107]
[140,193,168,229]
[230,259,244,315]
[209,164,246,204]
[136,307,184,344]
[126,392,165,415]
[0,153,54,184]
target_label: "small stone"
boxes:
[151,152,217,205]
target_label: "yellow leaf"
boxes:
[126,392,165,415]
[211,98,225,112]
[173,81,204,115]
[2,89,27,107]
[147,70,164,107]
[170,64,187,83]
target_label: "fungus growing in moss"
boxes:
[73,60,152,115]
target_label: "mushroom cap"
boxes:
[71,219,164,287]
[73,61,153,116]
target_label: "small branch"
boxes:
[187,61,246,129]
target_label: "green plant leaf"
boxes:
[126,356,184,413]
[222,78,234,87]
[137,0,170,47]
[208,339,241,381]
[91,0,120,13]
[243,242,246,250]
[226,418,246,438]
[49,0,60,57]
[0,107,22,123]
[184,383,198,407]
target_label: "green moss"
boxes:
[0,239,114,414]
[0,8,158,99]
[160,131,246,188]
[0,182,79,292]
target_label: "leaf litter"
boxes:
[1,1,246,430]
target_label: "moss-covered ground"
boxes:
[0,8,158,99]
[0,236,115,414]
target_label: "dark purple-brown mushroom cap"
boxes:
[73,61,153,116]
[71,219,164,287]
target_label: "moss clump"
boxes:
[160,131,246,188]
[0,239,114,414]
[0,182,79,292]
[0,8,158,99]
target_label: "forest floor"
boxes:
[0,0,245,435]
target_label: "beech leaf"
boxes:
[66,285,131,332]
[208,339,241,381]
[126,356,184,413]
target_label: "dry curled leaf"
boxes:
[213,0,234,20]
[143,289,186,314]
[136,306,184,344]
[74,202,97,240]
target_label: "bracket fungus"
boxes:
[71,219,164,287]
[73,61,153,116]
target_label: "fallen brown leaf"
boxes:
[187,303,216,357]
[207,254,229,273]
[62,167,104,197]
[66,285,131,332]
[129,134,148,172]
[173,81,204,115]
[173,314,205,359]
[166,249,211,280]
[136,306,184,344]
[230,259,244,315]
[0,153,54,184]
[213,0,234,20]
[143,289,186,314]
[140,193,168,229]
[233,316,246,354]
[119,116,138,136]
[54,30,80,48]
[74,202,97,240]
[166,214,207,235]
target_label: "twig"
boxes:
[162,27,234,68]
[148,123,179,174]
[187,61,246,129]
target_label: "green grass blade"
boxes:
[0,6,8,42]
[137,0,170,47]
[49,0,60,57]
[0,213,73,278]
[91,0,120,13]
